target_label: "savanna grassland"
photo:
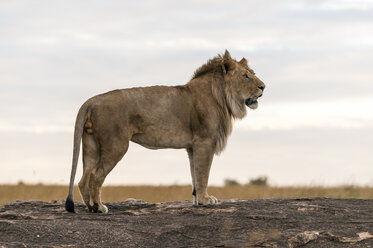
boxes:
[1,184,373,205]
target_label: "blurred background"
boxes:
[1,0,373,187]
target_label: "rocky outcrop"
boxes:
[1,198,373,247]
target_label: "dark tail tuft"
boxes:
[65,196,75,213]
[192,188,196,196]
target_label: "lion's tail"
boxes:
[65,102,90,213]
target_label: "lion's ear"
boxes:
[222,59,236,74]
[223,50,232,60]
[222,50,235,74]
[239,58,248,66]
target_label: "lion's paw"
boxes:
[99,204,108,213]
[92,203,109,213]
[198,195,219,205]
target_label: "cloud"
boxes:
[237,97,373,131]
[1,0,373,185]
[321,0,373,11]
[2,126,373,186]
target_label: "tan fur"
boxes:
[66,50,265,213]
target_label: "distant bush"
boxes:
[246,176,268,186]
[224,178,241,186]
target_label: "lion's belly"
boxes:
[130,127,192,149]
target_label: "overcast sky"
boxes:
[1,0,373,186]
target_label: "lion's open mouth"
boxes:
[245,98,258,109]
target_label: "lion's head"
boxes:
[192,50,265,119]
[220,50,265,119]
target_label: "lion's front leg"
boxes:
[187,148,198,205]
[192,139,218,205]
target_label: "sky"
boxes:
[1,0,373,186]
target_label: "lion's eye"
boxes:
[244,74,250,79]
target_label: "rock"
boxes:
[0,198,373,247]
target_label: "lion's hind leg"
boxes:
[89,137,129,213]
[79,132,100,212]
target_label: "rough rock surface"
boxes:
[1,198,373,247]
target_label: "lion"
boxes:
[65,50,265,213]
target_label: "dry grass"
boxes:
[1,184,373,205]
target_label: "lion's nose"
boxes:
[258,85,265,97]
